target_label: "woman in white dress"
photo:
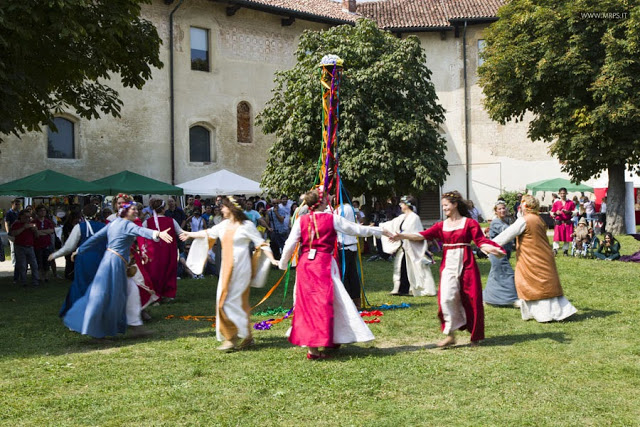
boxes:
[380,196,436,296]
[180,197,278,351]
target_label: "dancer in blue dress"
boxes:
[483,200,519,307]
[63,202,173,338]
[50,204,107,316]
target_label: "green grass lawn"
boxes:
[1,235,640,426]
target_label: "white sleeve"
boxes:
[492,217,526,247]
[278,220,301,270]
[51,224,81,259]
[244,221,267,247]
[333,215,382,238]
[173,219,184,235]
[206,220,225,240]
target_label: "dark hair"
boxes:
[559,187,568,193]
[290,202,298,217]
[441,190,471,218]
[11,199,20,206]
[221,198,248,222]
[18,209,30,218]
[280,194,288,199]
[151,199,166,213]
[36,204,47,213]
[604,232,618,244]
[82,204,99,218]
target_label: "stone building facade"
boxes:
[0,0,567,219]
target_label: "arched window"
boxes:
[189,126,211,162]
[48,117,75,159]
[237,101,252,144]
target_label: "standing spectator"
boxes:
[552,187,575,256]
[278,195,292,227]
[165,197,187,229]
[32,205,55,282]
[467,200,484,222]
[202,205,213,224]
[193,195,203,209]
[255,196,267,211]
[4,199,21,282]
[184,196,196,218]
[514,193,523,216]
[189,208,206,232]
[244,201,262,226]
[584,197,596,227]
[352,200,365,224]
[209,205,223,227]
[267,198,288,259]
[10,210,40,286]
[599,196,607,233]
[368,200,389,261]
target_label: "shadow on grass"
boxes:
[563,308,619,322]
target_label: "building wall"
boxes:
[0,2,568,219]
[416,26,566,219]
[0,0,328,188]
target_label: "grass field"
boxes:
[1,235,639,426]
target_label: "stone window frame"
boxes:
[190,27,210,72]
[236,101,252,144]
[46,114,79,160]
[188,122,217,165]
[477,39,486,67]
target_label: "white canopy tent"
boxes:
[176,169,263,196]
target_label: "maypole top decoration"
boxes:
[317,54,343,196]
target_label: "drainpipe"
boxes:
[169,0,185,185]
[462,20,470,199]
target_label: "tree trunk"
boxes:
[606,163,626,235]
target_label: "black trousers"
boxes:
[338,249,361,299]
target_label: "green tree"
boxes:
[258,19,448,199]
[479,0,640,235]
[0,0,162,139]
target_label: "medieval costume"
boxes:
[493,214,577,322]
[279,212,381,348]
[142,214,183,299]
[483,217,518,306]
[63,217,161,338]
[380,210,436,297]
[552,198,575,254]
[51,219,107,316]
[418,218,504,342]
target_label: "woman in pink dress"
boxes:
[392,191,505,348]
[279,189,391,359]
[142,199,184,301]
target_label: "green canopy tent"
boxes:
[525,178,594,195]
[92,170,183,196]
[0,169,109,196]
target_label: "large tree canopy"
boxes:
[0,0,162,139]
[258,19,448,198]
[479,0,640,234]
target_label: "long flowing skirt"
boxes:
[59,249,104,317]
[483,254,518,306]
[63,251,128,338]
[290,252,373,347]
[520,296,577,322]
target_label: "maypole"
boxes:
[316,54,343,194]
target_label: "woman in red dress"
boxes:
[392,191,505,347]
[279,189,392,359]
[142,199,184,301]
